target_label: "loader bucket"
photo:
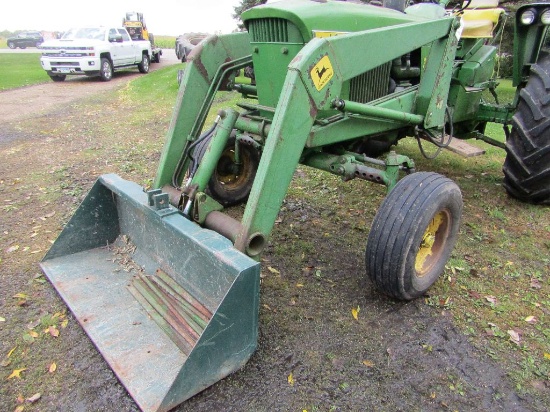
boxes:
[40,174,261,412]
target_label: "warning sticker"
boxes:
[312,30,348,38]
[310,55,334,92]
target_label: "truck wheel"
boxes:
[503,53,550,205]
[190,133,260,207]
[49,75,66,82]
[365,172,462,300]
[7,42,15,49]
[138,54,150,73]
[99,58,113,81]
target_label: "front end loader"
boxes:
[41,1,550,410]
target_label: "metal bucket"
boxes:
[40,174,260,412]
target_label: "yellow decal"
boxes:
[310,55,334,91]
[312,30,348,38]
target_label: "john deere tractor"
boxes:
[41,1,549,410]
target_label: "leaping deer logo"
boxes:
[316,66,328,79]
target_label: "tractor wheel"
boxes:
[190,134,260,207]
[138,54,150,73]
[503,52,550,205]
[99,58,113,81]
[365,172,462,300]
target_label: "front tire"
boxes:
[365,172,463,300]
[138,54,150,73]
[99,58,113,81]
[49,74,66,82]
[503,52,550,205]
[190,133,260,207]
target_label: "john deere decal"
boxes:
[311,55,333,91]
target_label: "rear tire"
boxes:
[99,58,113,81]
[503,53,550,205]
[138,54,150,73]
[7,42,15,49]
[365,172,462,300]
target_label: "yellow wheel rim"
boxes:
[415,210,450,276]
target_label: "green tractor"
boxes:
[41,1,549,410]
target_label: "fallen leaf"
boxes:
[12,293,28,299]
[524,316,537,324]
[362,360,374,367]
[27,319,40,330]
[7,347,16,357]
[530,278,542,289]
[26,393,41,403]
[485,295,497,305]
[351,306,360,320]
[302,266,314,275]
[287,372,295,386]
[296,283,304,288]
[46,326,60,338]
[14,406,24,412]
[60,319,68,329]
[6,245,19,253]
[507,330,521,345]
[544,353,550,360]
[49,362,57,373]
[468,290,481,299]
[7,368,26,379]
[0,316,5,322]
[267,266,280,274]
[28,331,39,338]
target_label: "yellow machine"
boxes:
[123,12,162,62]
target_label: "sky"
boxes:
[0,0,246,36]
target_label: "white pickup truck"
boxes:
[40,27,152,82]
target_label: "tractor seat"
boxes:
[459,0,505,39]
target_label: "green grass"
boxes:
[152,35,176,49]
[0,53,49,90]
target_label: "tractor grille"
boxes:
[349,62,392,104]
[249,18,290,43]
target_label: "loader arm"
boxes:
[235,16,458,254]
[154,32,252,189]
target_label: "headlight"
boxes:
[541,9,550,25]
[519,8,537,25]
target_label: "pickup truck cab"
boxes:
[40,27,152,81]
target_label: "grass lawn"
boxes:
[0,53,49,90]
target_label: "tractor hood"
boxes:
[242,0,435,43]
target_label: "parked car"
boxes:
[7,31,44,49]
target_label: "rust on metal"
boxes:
[128,268,213,355]
[204,211,243,243]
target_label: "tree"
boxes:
[233,0,269,22]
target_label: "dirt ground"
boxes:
[0,52,547,412]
